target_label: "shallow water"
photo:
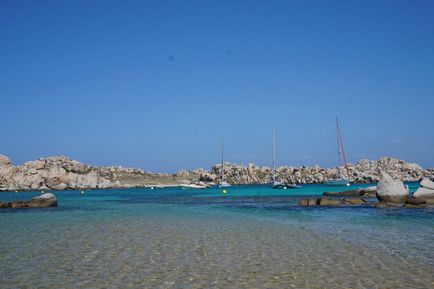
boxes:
[1,184,433,288]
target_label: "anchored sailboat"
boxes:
[272,129,300,189]
[325,118,350,186]
[219,142,231,188]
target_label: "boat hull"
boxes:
[324,179,351,186]
[219,182,231,188]
[272,182,301,189]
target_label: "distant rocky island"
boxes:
[0,154,433,192]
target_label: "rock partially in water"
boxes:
[404,197,427,208]
[405,203,427,209]
[323,190,363,197]
[318,197,343,206]
[0,193,57,209]
[420,178,434,190]
[413,179,434,203]
[376,173,409,203]
[406,197,426,205]
[299,198,318,206]
[342,197,368,205]
[375,202,404,208]
[359,186,377,197]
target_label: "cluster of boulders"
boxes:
[413,179,434,200]
[1,154,433,192]
[0,193,57,209]
[299,173,434,209]
[192,157,433,185]
[0,155,149,191]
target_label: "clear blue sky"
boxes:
[1,0,433,172]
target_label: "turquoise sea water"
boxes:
[1,183,433,288]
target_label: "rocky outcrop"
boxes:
[1,154,433,191]
[342,197,368,205]
[0,155,149,191]
[204,157,433,185]
[323,186,377,198]
[404,198,427,208]
[0,193,57,209]
[412,179,434,203]
[376,173,409,203]
[298,198,318,206]
[318,197,343,206]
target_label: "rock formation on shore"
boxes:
[0,155,148,191]
[376,173,409,203]
[413,178,434,202]
[1,154,433,191]
[199,157,434,185]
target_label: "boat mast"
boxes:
[221,142,225,183]
[337,120,349,177]
[336,117,341,176]
[336,117,349,177]
[272,129,276,182]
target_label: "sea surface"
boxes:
[1,183,433,289]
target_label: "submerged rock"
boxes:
[318,197,343,206]
[376,173,409,203]
[299,198,318,206]
[375,202,404,208]
[405,198,427,208]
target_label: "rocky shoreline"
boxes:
[200,158,434,185]
[299,174,434,209]
[1,154,433,192]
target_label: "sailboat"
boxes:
[272,129,300,189]
[324,118,351,186]
[219,142,231,188]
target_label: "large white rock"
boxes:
[0,155,12,166]
[413,187,434,197]
[376,173,409,203]
[33,193,56,200]
[51,183,68,190]
[413,179,434,200]
[420,178,434,190]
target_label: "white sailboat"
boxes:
[325,117,351,186]
[272,129,300,189]
[219,142,231,188]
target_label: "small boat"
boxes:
[218,142,231,188]
[324,117,351,187]
[219,181,231,188]
[144,185,164,189]
[273,181,301,189]
[324,179,350,187]
[179,184,208,189]
[271,129,301,189]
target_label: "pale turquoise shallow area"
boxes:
[1,184,433,288]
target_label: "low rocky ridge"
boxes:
[299,174,434,208]
[0,155,166,191]
[199,157,433,184]
[1,154,433,191]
